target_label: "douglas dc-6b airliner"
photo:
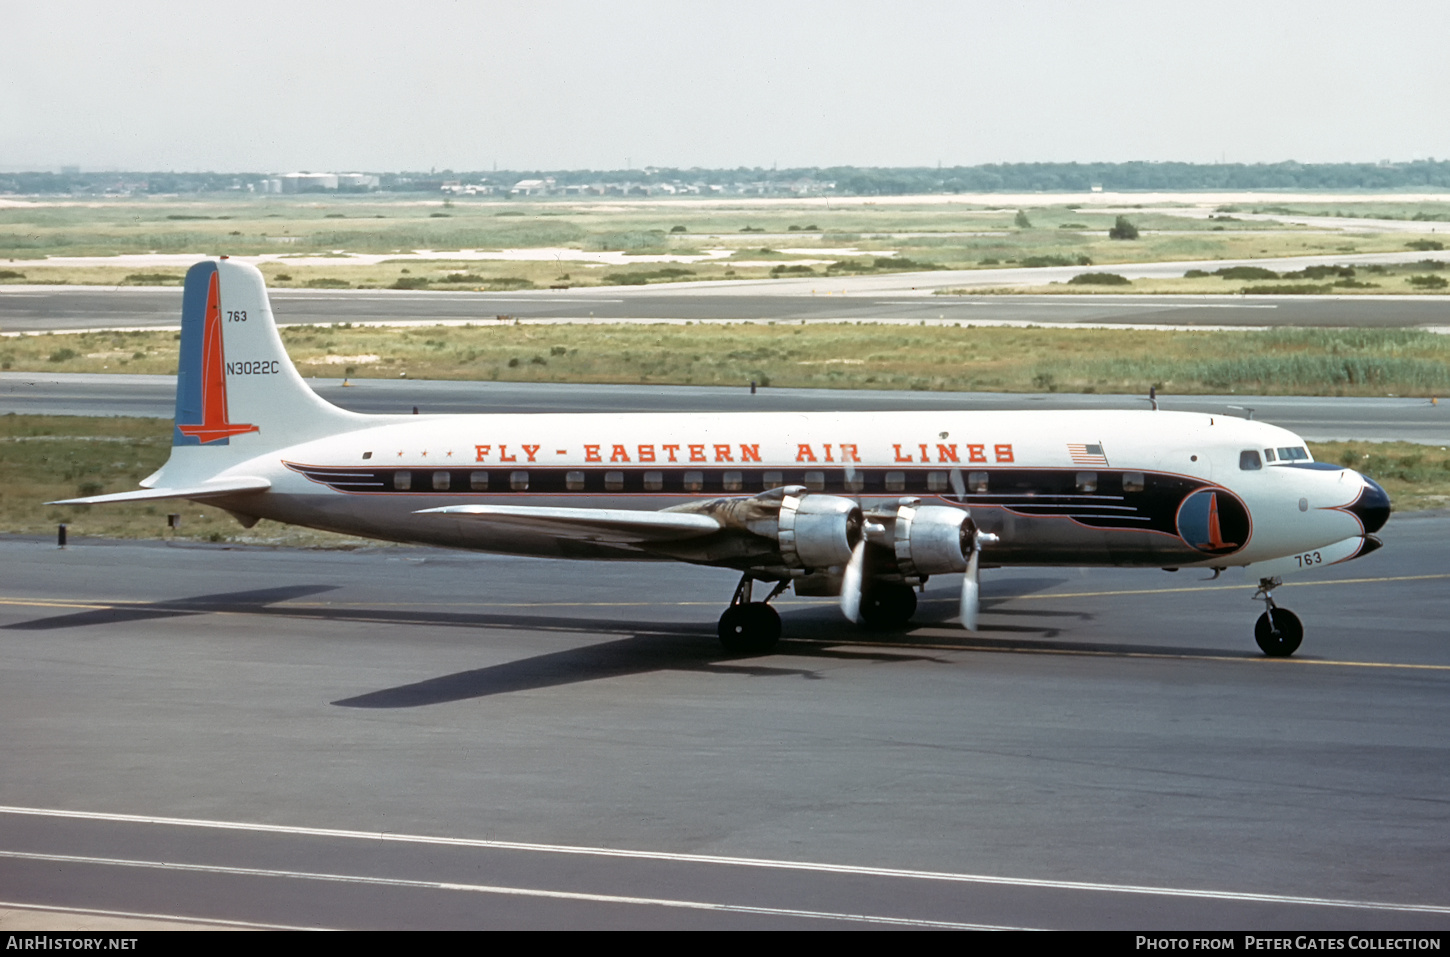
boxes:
[54,259,1390,657]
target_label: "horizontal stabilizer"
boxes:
[48,476,271,506]
[417,504,721,544]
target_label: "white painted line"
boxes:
[0,851,1017,930]
[0,899,318,931]
[879,300,1280,309]
[2,805,1445,916]
[270,296,625,304]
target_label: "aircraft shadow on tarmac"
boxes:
[331,633,949,708]
[1,584,339,631]
[4,579,1261,705]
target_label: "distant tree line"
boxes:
[6,160,1450,195]
[818,160,1450,194]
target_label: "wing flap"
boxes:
[48,476,271,506]
[417,504,721,544]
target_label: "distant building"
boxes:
[510,177,555,196]
[277,172,339,192]
[257,172,379,193]
[336,173,380,190]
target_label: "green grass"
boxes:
[0,414,380,546]
[0,195,1432,290]
[940,259,1450,297]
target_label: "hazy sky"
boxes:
[5,0,1448,172]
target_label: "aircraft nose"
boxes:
[1347,474,1391,534]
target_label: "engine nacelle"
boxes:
[665,486,864,571]
[777,492,863,569]
[865,499,975,581]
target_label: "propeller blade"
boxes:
[839,539,866,623]
[959,547,981,631]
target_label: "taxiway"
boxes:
[1,514,1447,929]
[3,285,1450,335]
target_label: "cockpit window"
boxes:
[1275,446,1310,463]
[1263,448,1276,463]
[1239,450,1262,470]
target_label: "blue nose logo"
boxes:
[1176,488,1249,554]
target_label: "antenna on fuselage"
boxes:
[1148,385,1158,411]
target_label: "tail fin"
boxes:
[50,260,366,505]
[172,259,364,452]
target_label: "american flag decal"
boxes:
[1068,443,1109,466]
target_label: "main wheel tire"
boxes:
[1254,608,1304,657]
[718,602,782,654]
[859,582,918,630]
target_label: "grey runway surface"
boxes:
[4,284,1450,333]
[3,372,1447,444]
[1,516,1448,930]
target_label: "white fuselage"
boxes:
[182,408,1379,570]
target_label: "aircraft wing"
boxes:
[416,504,722,545]
[48,476,271,506]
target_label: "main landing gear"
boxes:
[718,574,789,654]
[1252,576,1303,658]
[858,582,918,630]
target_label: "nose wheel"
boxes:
[1252,577,1303,657]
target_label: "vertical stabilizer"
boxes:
[172,259,364,455]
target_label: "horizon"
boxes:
[7,158,1450,177]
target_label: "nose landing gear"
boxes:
[1252,576,1303,657]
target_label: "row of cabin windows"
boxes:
[389,468,1143,495]
[1239,446,1312,470]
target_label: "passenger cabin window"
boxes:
[470,471,489,491]
[804,471,825,492]
[1075,471,1098,493]
[844,470,865,493]
[605,471,625,491]
[510,471,529,491]
[432,470,451,491]
[566,471,585,491]
[393,470,411,491]
[684,471,704,492]
[1239,450,1262,470]
[723,471,743,492]
[885,471,906,493]
[968,471,988,494]
[927,471,948,493]
[1122,471,1145,493]
[762,471,784,488]
[644,471,664,492]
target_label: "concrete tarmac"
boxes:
[4,285,1450,333]
[1,514,1447,929]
